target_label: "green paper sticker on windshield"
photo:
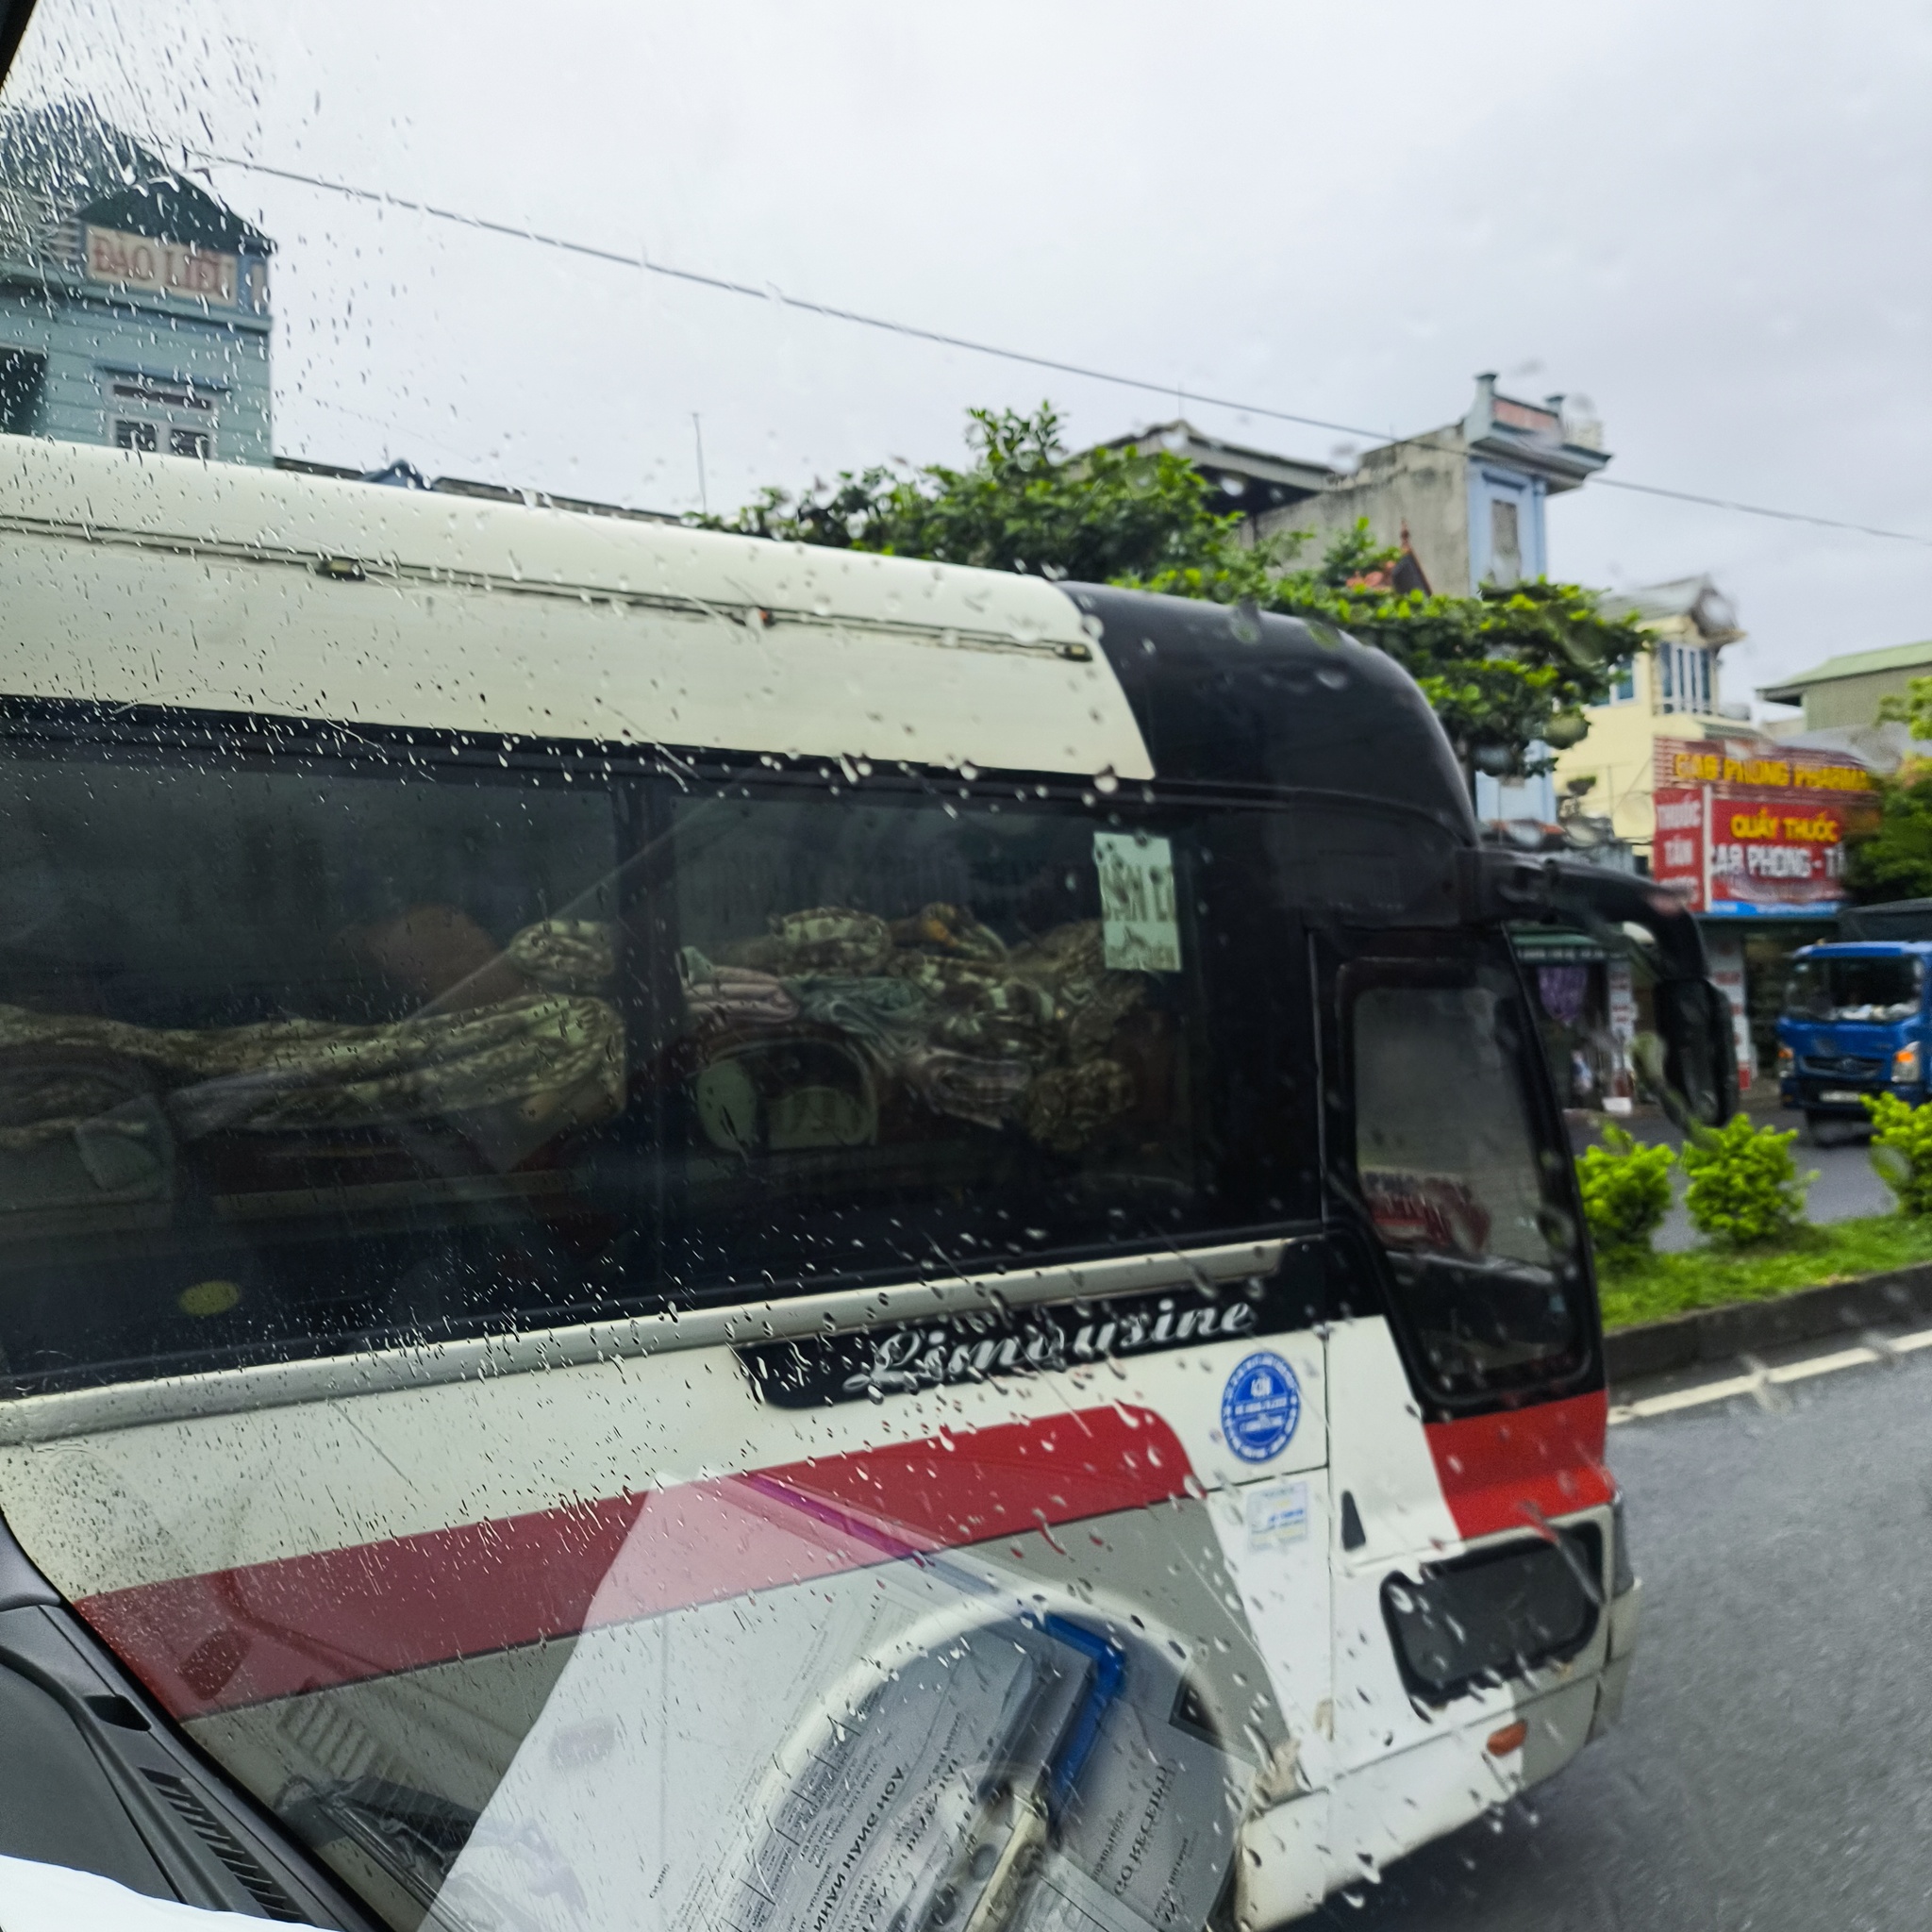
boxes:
[1093,830,1181,972]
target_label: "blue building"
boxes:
[0,103,272,463]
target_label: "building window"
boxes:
[104,374,222,462]
[1,349,44,436]
[110,378,213,414]
[1658,641,1713,715]
[1490,498,1523,585]
[1608,664,1636,706]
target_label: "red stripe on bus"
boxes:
[74,1403,1189,1720]
[1424,1391,1613,1540]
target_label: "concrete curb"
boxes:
[1605,1262,1932,1386]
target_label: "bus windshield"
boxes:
[1784,954,1924,1024]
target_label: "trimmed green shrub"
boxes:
[1863,1091,1932,1214]
[1576,1124,1674,1257]
[1679,1113,1813,1246]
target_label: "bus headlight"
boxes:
[1777,1044,1795,1078]
[1894,1043,1922,1086]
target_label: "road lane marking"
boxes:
[1768,1346,1879,1383]
[1609,1324,1932,1424]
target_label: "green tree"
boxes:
[713,404,1251,585]
[711,404,1643,779]
[1678,1114,1812,1246]
[1846,676,1932,899]
[1863,1091,1932,1214]
[1846,772,1932,900]
[1575,1123,1675,1256]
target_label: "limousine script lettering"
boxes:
[739,1289,1266,1407]
[852,1295,1259,1394]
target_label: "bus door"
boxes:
[0,735,1341,1931]
[1312,930,1616,1875]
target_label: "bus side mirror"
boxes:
[1464,847,1740,1124]
[1650,978,1739,1127]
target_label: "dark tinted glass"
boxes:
[0,734,1324,1391]
[1342,946,1590,1405]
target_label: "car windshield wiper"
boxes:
[281,1775,478,1907]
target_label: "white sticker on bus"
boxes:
[1245,1478,1311,1550]
[1093,829,1182,972]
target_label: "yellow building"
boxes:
[1551,575,1749,863]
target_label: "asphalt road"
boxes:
[1311,1347,1932,1930]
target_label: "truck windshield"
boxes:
[1784,955,1924,1024]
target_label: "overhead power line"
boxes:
[192,150,1932,552]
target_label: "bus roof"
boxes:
[0,437,1152,779]
[0,439,1479,825]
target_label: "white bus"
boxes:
[0,435,1729,1928]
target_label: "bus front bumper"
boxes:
[1237,1574,1642,1926]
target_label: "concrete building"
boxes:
[1758,638,1932,734]
[1251,374,1610,595]
[1101,375,1610,600]
[1094,419,1339,530]
[1548,575,1751,860]
[0,103,273,463]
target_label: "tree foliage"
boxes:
[1679,1113,1812,1247]
[710,404,1643,779]
[1575,1123,1675,1256]
[1841,676,1932,900]
[1863,1092,1932,1215]
[1845,772,1932,901]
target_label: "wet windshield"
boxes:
[0,2,1919,1929]
[1784,955,1924,1024]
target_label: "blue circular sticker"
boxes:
[1221,1351,1301,1463]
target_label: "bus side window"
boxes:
[1352,981,1554,1268]
[1344,967,1587,1401]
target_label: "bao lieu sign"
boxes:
[1650,739,1878,914]
[84,225,240,306]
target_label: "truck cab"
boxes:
[1777,941,1932,1127]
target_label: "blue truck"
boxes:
[1777,901,1932,1128]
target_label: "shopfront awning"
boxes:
[1507,925,1608,963]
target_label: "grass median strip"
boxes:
[1598,1214,1932,1330]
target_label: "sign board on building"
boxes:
[84,226,239,307]
[1650,739,1877,916]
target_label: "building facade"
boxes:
[1759,638,1932,733]
[0,104,272,463]
[1546,578,1899,1091]
[1548,575,1750,861]
[1250,374,1610,596]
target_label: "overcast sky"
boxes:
[9,0,1930,702]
